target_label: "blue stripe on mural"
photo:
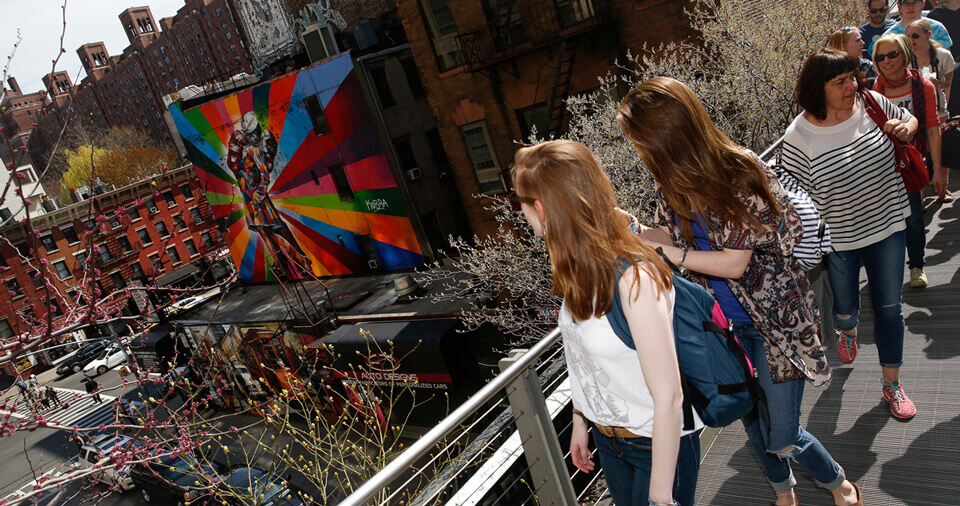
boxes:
[372,238,425,270]
[275,207,363,257]
[313,53,355,108]
[170,104,225,165]
[276,73,314,174]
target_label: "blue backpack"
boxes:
[607,254,767,428]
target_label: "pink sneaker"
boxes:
[883,382,917,419]
[837,330,857,365]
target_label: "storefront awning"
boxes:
[130,324,175,350]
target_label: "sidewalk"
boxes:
[695,188,960,505]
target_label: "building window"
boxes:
[175,216,188,231]
[190,207,203,224]
[131,262,145,280]
[303,95,330,135]
[119,236,133,253]
[0,319,13,338]
[167,246,181,264]
[40,234,58,253]
[5,278,22,299]
[99,244,113,262]
[425,128,451,171]
[137,228,152,245]
[180,183,193,200]
[369,67,396,107]
[109,215,121,229]
[155,220,170,238]
[75,251,88,270]
[419,0,464,72]
[328,164,353,201]
[30,271,43,289]
[149,253,162,272]
[110,271,126,289]
[163,190,176,207]
[394,139,420,172]
[516,103,551,141]
[145,198,158,213]
[184,238,198,257]
[402,59,426,98]
[201,232,214,249]
[460,121,505,193]
[53,260,71,279]
[49,300,64,317]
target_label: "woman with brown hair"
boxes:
[783,48,918,420]
[617,77,860,506]
[511,140,699,506]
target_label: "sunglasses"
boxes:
[875,50,903,62]
[909,32,924,39]
[870,6,888,13]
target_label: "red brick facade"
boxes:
[395,0,695,236]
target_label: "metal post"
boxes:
[498,349,577,506]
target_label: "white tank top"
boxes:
[558,288,703,437]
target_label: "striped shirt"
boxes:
[780,91,911,251]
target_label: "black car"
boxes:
[56,341,108,376]
[216,467,313,506]
[130,452,223,505]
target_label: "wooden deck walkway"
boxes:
[696,184,960,505]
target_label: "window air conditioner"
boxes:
[367,259,380,269]
[302,24,338,64]
[406,167,422,181]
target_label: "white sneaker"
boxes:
[910,268,928,288]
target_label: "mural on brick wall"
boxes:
[170,52,424,283]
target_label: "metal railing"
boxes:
[337,328,577,506]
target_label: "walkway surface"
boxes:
[695,187,960,506]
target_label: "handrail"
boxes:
[336,328,563,506]
[758,136,784,163]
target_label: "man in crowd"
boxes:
[863,0,898,58]
[884,0,954,48]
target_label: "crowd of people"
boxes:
[510,1,957,505]
[15,374,63,414]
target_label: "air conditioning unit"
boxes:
[367,259,380,270]
[352,21,378,50]
[302,23,338,64]
[405,167,422,181]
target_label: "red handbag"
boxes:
[861,91,930,194]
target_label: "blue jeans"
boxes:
[593,426,700,506]
[825,230,906,368]
[905,192,925,270]
[734,322,845,494]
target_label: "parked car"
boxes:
[56,341,108,376]
[216,466,312,506]
[74,434,139,491]
[83,343,132,377]
[131,451,223,505]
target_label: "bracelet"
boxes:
[648,500,679,506]
[629,213,640,234]
[677,245,689,268]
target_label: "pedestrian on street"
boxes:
[84,377,103,403]
[45,386,62,408]
[15,379,28,397]
[27,374,39,390]
[38,391,51,410]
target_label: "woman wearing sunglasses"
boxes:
[617,77,860,506]
[782,48,920,420]
[873,34,949,289]
[906,19,956,122]
[511,140,699,506]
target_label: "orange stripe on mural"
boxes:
[276,204,370,236]
[223,94,242,135]
[199,101,231,149]
[278,203,420,254]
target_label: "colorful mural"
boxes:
[170,52,424,283]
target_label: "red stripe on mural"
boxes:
[267,73,298,140]
[345,153,395,192]
[323,71,371,146]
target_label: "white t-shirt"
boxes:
[781,91,911,251]
[559,287,703,438]
[917,46,956,120]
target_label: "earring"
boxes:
[542,222,548,238]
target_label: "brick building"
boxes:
[393,0,696,236]
[27,0,254,171]
[1,77,47,165]
[0,165,225,377]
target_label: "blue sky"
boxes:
[1,0,185,96]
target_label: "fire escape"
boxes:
[456,0,613,136]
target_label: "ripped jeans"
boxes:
[734,323,846,493]
[825,230,906,368]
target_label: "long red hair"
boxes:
[511,140,672,322]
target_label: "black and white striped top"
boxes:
[780,91,911,251]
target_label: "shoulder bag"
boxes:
[860,90,930,194]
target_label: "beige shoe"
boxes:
[943,189,955,203]
[910,267,928,288]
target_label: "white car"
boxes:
[83,343,132,377]
[75,434,138,490]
